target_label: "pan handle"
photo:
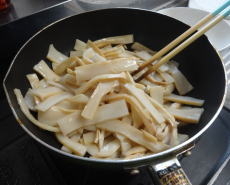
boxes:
[148,157,192,185]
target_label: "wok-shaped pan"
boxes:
[3,8,227,184]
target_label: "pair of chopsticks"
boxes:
[132,0,230,82]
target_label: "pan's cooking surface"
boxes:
[3,7,226,165]
[0,3,230,185]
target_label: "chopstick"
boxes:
[133,0,230,82]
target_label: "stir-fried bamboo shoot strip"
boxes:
[74,39,87,51]
[158,64,170,72]
[33,60,60,81]
[131,107,143,129]
[14,89,59,132]
[15,35,205,159]
[97,120,169,152]
[147,96,177,127]
[85,144,99,156]
[31,86,63,100]
[87,40,105,57]
[57,100,129,136]
[83,48,106,63]
[94,34,134,48]
[124,83,165,124]
[68,94,89,104]
[178,133,189,143]
[169,127,179,146]
[158,71,174,83]
[53,56,78,75]
[98,130,105,149]
[168,65,193,95]
[141,129,158,142]
[121,115,132,125]
[26,74,40,89]
[163,83,175,95]
[35,92,72,112]
[24,89,36,111]
[125,146,147,156]
[74,73,127,95]
[131,42,156,55]
[75,58,138,84]
[70,50,83,58]
[115,134,132,156]
[47,80,73,93]
[70,133,81,143]
[47,44,68,63]
[146,75,169,86]
[56,133,86,156]
[94,139,120,158]
[134,50,152,61]
[149,86,164,104]
[164,94,204,106]
[105,93,156,135]
[83,132,96,145]
[166,106,204,123]
[61,146,72,153]
[38,106,69,126]
[81,81,118,119]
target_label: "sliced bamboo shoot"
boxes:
[134,50,152,61]
[57,100,129,135]
[97,120,168,152]
[95,35,134,47]
[159,72,174,83]
[35,93,72,112]
[26,74,40,89]
[24,89,36,111]
[115,133,132,156]
[125,146,147,156]
[169,66,193,95]
[70,50,83,58]
[38,106,69,126]
[68,94,89,104]
[124,83,165,124]
[14,89,59,132]
[31,86,62,100]
[94,139,120,158]
[74,39,87,51]
[74,73,127,95]
[75,58,138,84]
[147,96,177,127]
[47,44,68,63]
[56,133,86,156]
[33,60,60,81]
[149,86,164,104]
[61,146,72,153]
[83,132,96,144]
[106,93,156,135]
[81,81,118,119]
[166,107,204,123]
[131,42,156,55]
[83,48,106,63]
[54,57,78,75]
[164,94,204,106]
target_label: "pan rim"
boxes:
[3,7,227,165]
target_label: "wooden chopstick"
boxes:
[132,0,230,81]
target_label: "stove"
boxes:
[0,3,230,185]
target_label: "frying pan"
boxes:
[3,8,227,184]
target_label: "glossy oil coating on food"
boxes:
[14,35,204,159]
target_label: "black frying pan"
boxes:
[3,8,226,184]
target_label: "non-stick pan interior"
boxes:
[4,8,226,165]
